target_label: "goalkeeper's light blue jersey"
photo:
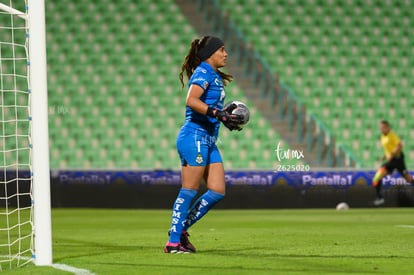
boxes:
[184,61,225,132]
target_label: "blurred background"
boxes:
[44,0,414,171]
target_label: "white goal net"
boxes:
[0,0,32,270]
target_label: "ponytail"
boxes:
[179,36,233,88]
[179,38,202,88]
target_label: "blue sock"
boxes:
[168,188,197,243]
[183,190,225,231]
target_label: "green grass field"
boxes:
[3,208,414,274]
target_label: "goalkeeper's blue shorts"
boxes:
[176,121,222,166]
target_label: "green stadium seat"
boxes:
[218,0,414,168]
[47,0,411,169]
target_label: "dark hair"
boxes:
[179,36,233,88]
[380,120,391,127]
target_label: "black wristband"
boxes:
[206,107,217,118]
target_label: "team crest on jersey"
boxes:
[196,153,203,164]
[203,81,209,89]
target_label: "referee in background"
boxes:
[372,120,414,206]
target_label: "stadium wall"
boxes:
[47,170,414,208]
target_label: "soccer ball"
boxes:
[336,202,350,211]
[224,101,250,128]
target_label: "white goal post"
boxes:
[0,0,52,268]
[28,0,52,266]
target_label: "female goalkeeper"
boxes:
[164,36,242,253]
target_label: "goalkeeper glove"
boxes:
[207,106,243,131]
[222,103,243,131]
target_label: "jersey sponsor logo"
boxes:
[220,88,225,101]
[193,77,206,82]
[192,77,209,89]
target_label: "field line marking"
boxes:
[51,263,96,275]
[0,255,95,275]
[395,225,414,229]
